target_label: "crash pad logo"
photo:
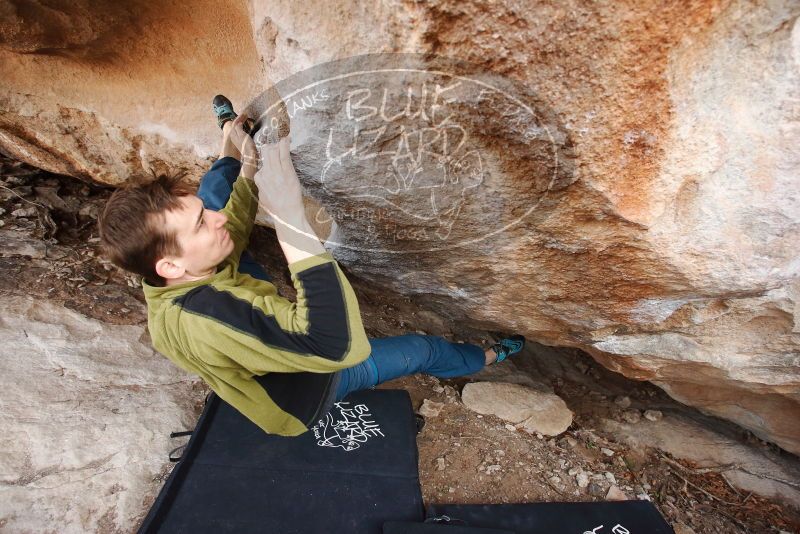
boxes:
[249,54,573,254]
[311,401,385,452]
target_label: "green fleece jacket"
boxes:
[143,176,371,435]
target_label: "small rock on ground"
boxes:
[622,410,641,424]
[461,382,573,436]
[605,485,630,501]
[644,409,663,421]
[419,399,445,418]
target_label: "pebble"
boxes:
[78,204,99,218]
[600,447,615,457]
[568,467,581,476]
[644,409,663,421]
[576,472,590,488]
[622,410,641,424]
[0,220,4,228]
[436,457,446,471]
[548,475,561,485]
[604,472,617,484]
[504,424,516,432]
[559,436,578,448]
[4,176,26,186]
[588,481,605,496]
[11,207,37,218]
[605,485,629,501]
[448,487,455,493]
[419,399,445,418]
[614,395,631,408]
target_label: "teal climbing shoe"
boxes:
[212,94,237,128]
[212,94,255,134]
[491,334,526,363]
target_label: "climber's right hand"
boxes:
[255,137,305,222]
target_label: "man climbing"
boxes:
[98,95,526,436]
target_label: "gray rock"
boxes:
[600,413,800,508]
[605,485,630,501]
[644,409,663,421]
[461,382,573,436]
[418,398,445,418]
[622,410,641,424]
[559,436,578,448]
[0,229,47,258]
[588,481,605,496]
[614,396,632,408]
[0,296,197,532]
[10,206,37,218]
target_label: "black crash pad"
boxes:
[424,501,675,534]
[384,520,514,533]
[139,389,424,533]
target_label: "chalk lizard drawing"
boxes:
[319,85,485,241]
[313,402,385,452]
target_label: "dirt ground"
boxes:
[1,155,799,533]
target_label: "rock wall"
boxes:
[0,295,197,532]
[0,0,266,183]
[1,0,799,454]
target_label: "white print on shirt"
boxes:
[583,525,631,534]
[312,401,385,452]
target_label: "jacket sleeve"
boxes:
[179,252,371,374]
[219,176,258,269]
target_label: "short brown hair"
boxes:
[99,174,195,286]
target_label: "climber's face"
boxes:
[155,194,235,283]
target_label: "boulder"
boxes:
[0,295,197,532]
[461,382,573,436]
[1,0,798,453]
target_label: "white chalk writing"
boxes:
[321,81,484,241]
[312,401,385,452]
[582,524,631,534]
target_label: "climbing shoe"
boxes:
[212,94,255,134]
[491,334,526,364]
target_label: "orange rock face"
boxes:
[1,0,799,455]
[0,0,265,182]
